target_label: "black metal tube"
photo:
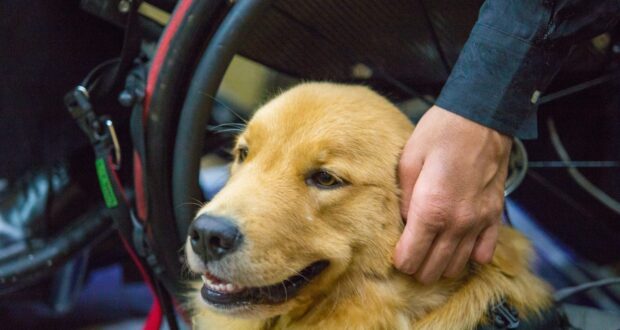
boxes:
[172,0,274,240]
[0,208,112,295]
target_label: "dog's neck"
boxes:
[265,265,461,329]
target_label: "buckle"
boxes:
[490,298,520,329]
[65,86,121,169]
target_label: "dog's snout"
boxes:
[189,214,242,261]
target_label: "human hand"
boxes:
[394,105,512,284]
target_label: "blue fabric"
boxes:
[436,0,620,139]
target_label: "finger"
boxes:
[472,224,499,264]
[414,233,459,284]
[398,137,424,219]
[393,214,438,275]
[443,231,478,278]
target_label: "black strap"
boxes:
[476,299,572,330]
[65,86,179,330]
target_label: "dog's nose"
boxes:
[189,214,242,261]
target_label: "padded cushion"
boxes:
[240,0,484,90]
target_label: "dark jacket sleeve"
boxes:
[435,0,620,139]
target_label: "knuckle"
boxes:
[412,209,447,232]
[480,198,503,226]
[411,194,451,224]
[490,196,504,215]
[487,193,504,213]
[452,210,477,232]
[443,204,478,233]
[411,189,506,233]
[495,194,505,208]
[412,198,481,234]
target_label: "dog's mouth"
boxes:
[200,260,329,308]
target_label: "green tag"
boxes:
[95,158,119,208]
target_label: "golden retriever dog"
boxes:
[185,82,552,329]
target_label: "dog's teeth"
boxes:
[201,274,244,293]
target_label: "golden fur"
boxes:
[185,82,551,329]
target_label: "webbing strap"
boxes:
[65,86,174,330]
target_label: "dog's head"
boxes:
[186,83,414,318]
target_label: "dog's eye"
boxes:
[307,170,343,189]
[237,146,248,163]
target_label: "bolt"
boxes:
[118,90,135,107]
[351,63,373,79]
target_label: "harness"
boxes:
[476,298,571,330]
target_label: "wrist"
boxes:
[430,105,512,146]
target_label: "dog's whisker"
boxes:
[213,125,245,130]
[190,197,205,205]
[282,281,289,302]
[198,91,248,124]
[180,201,204,208]
[213,128,244,133]
[210,122,246,127]
[209,129,244,135]
[282,265,311,283]
[177,197,206,211]
[209,128,246,135]
[207,123,247,131]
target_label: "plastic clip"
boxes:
[490,298,520,329]
[64,86,121,169]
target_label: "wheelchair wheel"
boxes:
[145,0,484,296]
